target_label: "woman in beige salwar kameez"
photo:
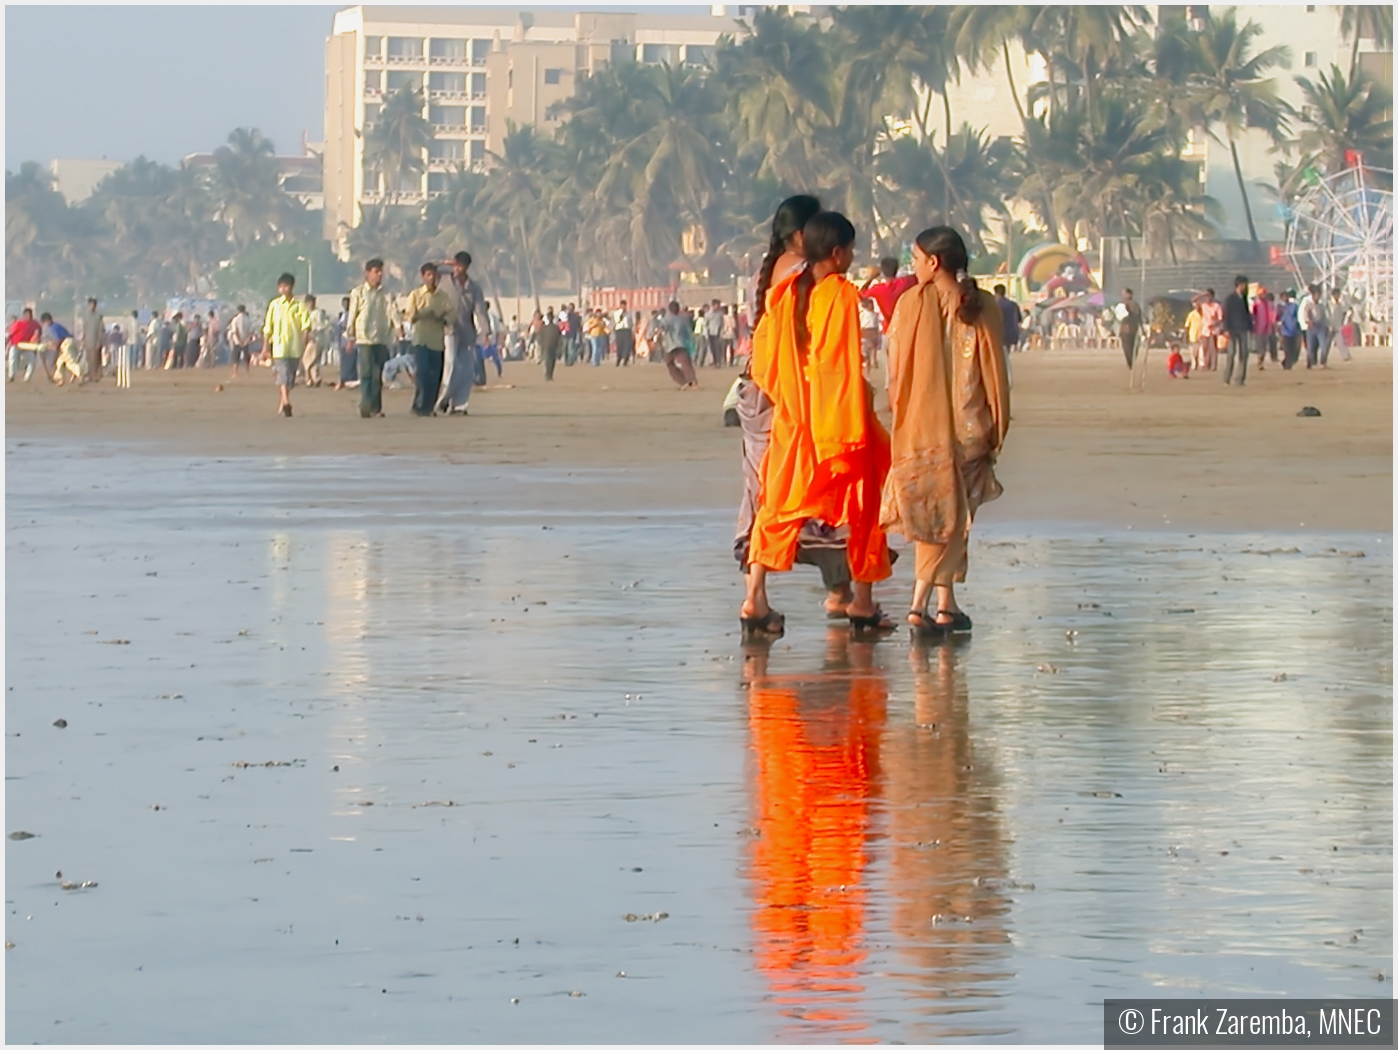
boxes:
[881,227,1010,637]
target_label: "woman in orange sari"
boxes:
[742,212,895,640]
[881,227,1010,638]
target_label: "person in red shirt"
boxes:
[859,256,918,334]
[7,307,42,382]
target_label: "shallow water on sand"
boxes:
[6,445,1391,1043]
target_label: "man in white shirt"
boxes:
[612,299,634,366]
[303,295,331,386]
[227,305,256,378]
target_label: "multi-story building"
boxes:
[48,158,123,204]
[322,5,747,244]
[322,5,1388,250]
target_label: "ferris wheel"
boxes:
[1283,159,1393,325]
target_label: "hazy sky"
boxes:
[6,4,712,169]
[8,6,341,166]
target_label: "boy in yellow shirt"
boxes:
[263,272,312,417]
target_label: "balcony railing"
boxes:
[361,189,425,205]
[364,54,385,67]
[428,89,468,101]
[385,52,425,65]
[363,87,383,100]
[428,53,469,67]
[431,123,468,134]
[471,90,487,101]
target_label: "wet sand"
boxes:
[6,349,1392,1041]
[4,347,1392,531]
[6,443,1391,1042]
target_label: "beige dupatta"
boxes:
[879,281,1010,544]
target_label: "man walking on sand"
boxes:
[346,258,393,418]
[406,262,456,417]
[538,307,562,380]
[78,298,103,382]
[263,273,311,417]
[1222,275,1251,387]
[227,304,255,378]
[439,251,489,414]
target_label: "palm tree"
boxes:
[364,86,431,202]
[6,162,74,302]
[478,123,558,308]
[591,63,729,282]
[720,9,838,197]
[209,127,293,249]
[948,5,1067,240]
[1340,6,1393,77]
[875,125,1021,252]
[1294,64,1394,174]
[1187,8,1292,244]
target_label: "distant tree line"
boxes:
[6,5,1391,310]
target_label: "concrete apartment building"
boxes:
[322,5,757,243]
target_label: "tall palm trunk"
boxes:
[942,90,954,219]
[517,215,541,311]
[1229,137,1260,244]
[1002,39,1062,243]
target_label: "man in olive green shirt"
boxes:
[405,262,456,416]
[346,257,393,418]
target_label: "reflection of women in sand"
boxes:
[743,634,886,1040]
[883,641,1011,1036]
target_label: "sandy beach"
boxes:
[6,347,1391,532]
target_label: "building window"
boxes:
[429,139,465,160]
[429,72,466,94]
[544,67,562,85]
[683,44,713,67]
[363,103,382,126]
[1305,4,1315,11]
[430,38,467,62]
[470,107,487,131]
[472,39,492,64]
[386,37,423,60]
[364,35,382,58]
[470,139,486,165]
[429,105,466,128]
[428,172,450,193]
[1304,51,1318,66]
[641,43,678,65]
[363,70,382,92]
[386,70,422,92]
[471,72,487,98]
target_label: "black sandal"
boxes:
[935,610,973,633]
[741,608,786,641]
[907,609,946,639]
[849,608,897,636]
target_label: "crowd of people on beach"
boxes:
[1169,279,1362,386]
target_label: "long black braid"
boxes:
[793,212,857,354]
[752,194,822,330]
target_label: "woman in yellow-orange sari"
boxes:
[742,212,894,640]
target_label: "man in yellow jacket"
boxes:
[263,272,312,417]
